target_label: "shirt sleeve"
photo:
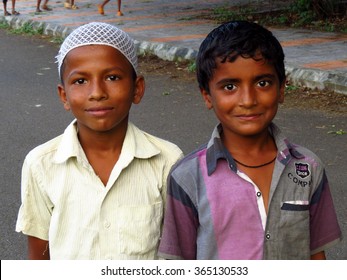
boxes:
[309,171,342,254]
[158,175,199,259]
[160,148,184,217]
[15,157,52,241]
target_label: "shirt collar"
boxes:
[206,123,305,175]
[53,120,82,164]
[123,122,161,159]
[54,120,160,164]
[206,124,236,175]
[270,123,305,163]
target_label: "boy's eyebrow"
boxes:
[215,78,240,86]
[254,73,278,81]
[66,70,88,80]
[216,74,277,85]
[66,66,126,78]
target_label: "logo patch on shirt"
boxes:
[295,163,310,178]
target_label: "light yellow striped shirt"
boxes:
[16,120,183,259]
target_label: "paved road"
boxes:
[0,29,346,260]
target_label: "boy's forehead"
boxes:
[213,55,277,78]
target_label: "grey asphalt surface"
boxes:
[0,0,346,260]
[0,27,346,260]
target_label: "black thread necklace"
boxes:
[233,156,277,168]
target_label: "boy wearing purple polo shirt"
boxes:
[158,20,341,260]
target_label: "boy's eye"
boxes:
[224,84,236,91]
[258,80,271,87]
[74,78,86,85]
[107,75,119,81]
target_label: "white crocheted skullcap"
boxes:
[56,22,138,76]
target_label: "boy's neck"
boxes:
[76,122,129,186]
[77,122,128,153]
[221,129,276,158]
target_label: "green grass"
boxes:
[0,20,65,45]
[0,21,10,29]
[8,22,44,35]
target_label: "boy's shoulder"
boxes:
[170,143,208,176]
[25,133,64,166]
[142,130,182,154]
[288,142,324,166]
[272,123,324,166]
[129,122,183,160]
[24,121,77,166]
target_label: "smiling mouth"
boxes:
[86,107,114,116]
[236,114,261,120]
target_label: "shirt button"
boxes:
[104,221,111,228]
[266,233,271,240]
[257,192,262,197]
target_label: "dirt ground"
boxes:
[138,55,347,116]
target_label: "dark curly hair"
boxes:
[196,20,285,93]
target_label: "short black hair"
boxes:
[196,20,285,93]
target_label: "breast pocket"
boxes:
[118,202,163,256]
[280,201,310,234]
[279,201,310,258]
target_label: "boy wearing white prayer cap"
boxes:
[16,22,183,260]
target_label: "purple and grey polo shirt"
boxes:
[158,123,341,259]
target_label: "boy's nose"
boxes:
[88,81,108,101]
[239,87,257,107]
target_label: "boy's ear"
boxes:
[200,88,213,110]
[57,84,71,111]
[279,81,285,104]
[133,75,145,104]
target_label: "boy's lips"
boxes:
[236,113,262,121]
[85,106,114,116]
